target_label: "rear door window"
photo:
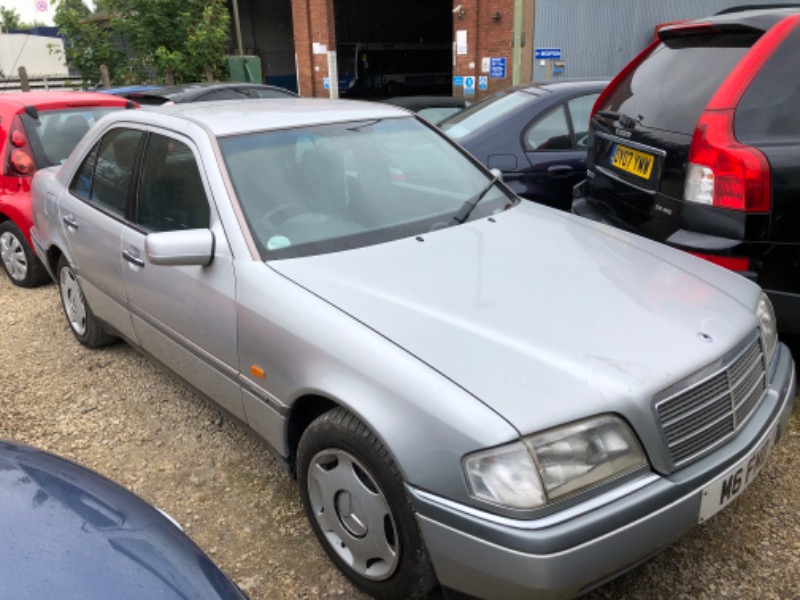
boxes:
[69,128,144,217]
[735,27,800,143]
[598,33,758,134]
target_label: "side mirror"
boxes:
[145,229,214,266]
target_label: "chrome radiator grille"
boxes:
[656,336,767,469]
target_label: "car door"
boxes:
[59,127,143,341]
[521,93,599,210]
[120,131,244,420]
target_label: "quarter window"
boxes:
[524,105,571,150]
[567,94,599,148]
[137,134,210,232]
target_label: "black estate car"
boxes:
[572,6,800,331]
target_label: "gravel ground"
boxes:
[1,274,798,599]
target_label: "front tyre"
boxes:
[57,255,117,348]
[0,221,49,287]
[297,408,437,600]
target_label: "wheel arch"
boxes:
[43,243,65,280]
[284,393,341,477]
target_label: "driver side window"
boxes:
[136,134,210,232]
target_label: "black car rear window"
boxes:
[598,33,759,135]
[735,27,800,143]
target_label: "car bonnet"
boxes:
[270,202,761,435]
[0,441,246,600]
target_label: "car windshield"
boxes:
[439,91,532,139]
[219,116,514,260]
[22,107,122,168]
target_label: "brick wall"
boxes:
[292,0,518,99]
[291,0,337,97]
[453,0,515,101]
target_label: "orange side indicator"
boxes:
[250,365,265,379]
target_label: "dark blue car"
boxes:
[0,440,247,599]
[440,80,608,211]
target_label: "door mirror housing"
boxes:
[145,229,215,266]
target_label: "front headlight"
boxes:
[756,292,778,365]
[463,415,647,510]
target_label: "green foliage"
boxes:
[52,0,125,87]
[1,6,26,30]
[52,0,231,85]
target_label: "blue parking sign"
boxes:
[489,58,506,79]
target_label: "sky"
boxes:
[2,0,74,27]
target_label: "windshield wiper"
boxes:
[450,176,500,225]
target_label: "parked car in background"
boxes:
[439,80,608,210]
[380,95,468,125]
[31,99,794,599]
[573,6,800,332]
[0,439,246,599]
[0,91,133,287]
[117,82,298,105]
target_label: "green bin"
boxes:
[228,55,262,83]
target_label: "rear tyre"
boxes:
[57,255,117,348]
[0,221,49,287]
[297,407,437,600]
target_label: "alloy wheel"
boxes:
[0,231,28,282]
[59,265,87,336]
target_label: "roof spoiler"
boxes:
[24,106,39,120]
[715,3,800,15]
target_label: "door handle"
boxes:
[62,215,79,229]
[122,249,145,268]
[547,165,574,175]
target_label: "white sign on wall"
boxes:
[456,30,468,55]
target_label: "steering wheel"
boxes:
[256,204,307,231]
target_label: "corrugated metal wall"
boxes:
[532,0,786,80]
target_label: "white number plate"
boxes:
[698,426,776,523]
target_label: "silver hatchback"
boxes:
[31,99,795,599]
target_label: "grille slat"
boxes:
[656,336,766,469]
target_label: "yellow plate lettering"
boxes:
[611,144,655,180]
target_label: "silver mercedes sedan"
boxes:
[30,99,795,600]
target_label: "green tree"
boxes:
[1,6,25,30]
[52,0,125,86]
[53,0,230,85]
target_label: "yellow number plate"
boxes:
[611,144,655,180]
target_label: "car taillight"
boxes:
[10,149,35,175]
[689,251,750,272]
[684,13,800,213]
[4,115,37,177]
[684,110,770,211]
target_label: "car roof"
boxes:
[660,5,800,37]
[382,96,468,111]
[104,98,410,137]
[130,81,298,100]
[515,79,610,96]
[0,90,133,111]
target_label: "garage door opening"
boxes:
[334,0,453,97]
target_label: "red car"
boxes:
[1,91,134,287]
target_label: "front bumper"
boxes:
[410,343,796,600]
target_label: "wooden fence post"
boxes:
[18,66,30,92]
[99,64,111,88]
